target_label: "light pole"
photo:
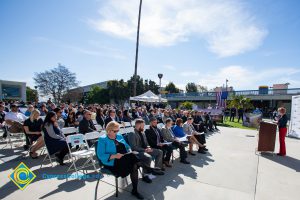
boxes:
[133,0,143,97]
[225,79,229,91]
[158,73,163,102]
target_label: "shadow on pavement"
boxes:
[262,154,300,172]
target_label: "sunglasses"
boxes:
[112,129,119,133]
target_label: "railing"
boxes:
[163,88,300,98]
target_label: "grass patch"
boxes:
[218,119,257,130]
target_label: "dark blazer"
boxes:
[145,126,164,148]
[182,115,188,123]
[127,130,149,152]
[104,116,120,128]
[79,118,96,134]
[193,116,204,124]
[161,126,176,142]
[96,115,105,127]
[278,114,288,128]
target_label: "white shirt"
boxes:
[5,112,27,127]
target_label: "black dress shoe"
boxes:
[180,160,190,164]
[55,156,65,166]
[203,147,209,151]
[23,145,30,151]
[198,149,206,154]
[132,190,144,199]
[188,151,196,156]
[142,176,152,183]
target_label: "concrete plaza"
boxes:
[0,126,299,200]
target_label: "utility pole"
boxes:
[133,0,143,96]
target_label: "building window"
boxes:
[2,84,21,98]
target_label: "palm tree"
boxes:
[228,94,253,110]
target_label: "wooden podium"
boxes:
[257,121,277,152]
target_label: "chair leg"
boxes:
[115,177,118,197]
[95,177,101,200]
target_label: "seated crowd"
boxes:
[0,100,220,200]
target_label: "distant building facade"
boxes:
[0,80,26,101]
[66,81,109,103]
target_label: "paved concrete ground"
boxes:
[0,127,299,200]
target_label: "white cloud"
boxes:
[196,65,300,90]
[88,0,267,57]
[180,71,200,77]
[163,65,176,71]
[33,36,127,60]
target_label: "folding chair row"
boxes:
[3,126,26,149]
[94,125,103,132]
[61,127,78,135]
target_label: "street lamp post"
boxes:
[226,79,229,91]
[158,73,163,102]
[133,0,143,97]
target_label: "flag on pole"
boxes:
[216,91,228,108]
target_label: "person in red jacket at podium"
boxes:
[276,107,288,156]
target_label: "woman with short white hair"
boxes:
[97,121,144,199]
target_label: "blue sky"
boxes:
[1,0,300,91]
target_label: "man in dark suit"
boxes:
[193,111,206,133]
[161,118,190,164]
[230,107,236,122]
[145,118,173,168]
[104,109,120,128]
[79,110,96,134]
[127,119,164,183]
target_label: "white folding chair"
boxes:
[94,125,102,132]
[92,119,98,125]
[66,134,97,178]
[131,120,136,127]
[126,127,135,134]
[84,131,105,149]
[40,116,46,121]
[4,126,25,149]
[40,131,56,168]
[119,128,125,135]
[124,122,132,127]
[157,123,165,129]
[62,127,78,136]
[144,125,150,130]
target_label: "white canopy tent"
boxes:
[130,90,167,103]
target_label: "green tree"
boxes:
[127,75,145,96]
[86,86,109,104]
[107,79,129,104]
[34,64,78,103]
[144,79,159,94]
[180,101,194,110]
[186,82,198,93]
[26,86,38,102]
[198,85,208,92]
[165,82,180,93]
[228,95,253,109]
